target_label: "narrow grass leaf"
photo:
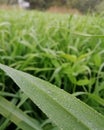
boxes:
[0,95,42,130]
[73,32,104,38]
[88,94,104,106]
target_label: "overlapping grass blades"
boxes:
[0,95,42,130]
[0,64,104,130]
[0,10,104,129]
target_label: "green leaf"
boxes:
[73,32,104,38]
[0,96,42,130]
[61,53,77,62]
[88,94,104,107]
[0,64,104,130]
[78,52,93,61]
[77,79,91,86]
[93,54,101,67]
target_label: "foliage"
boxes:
[0,0,7,4]
[0,10,104,129]
[28,0,103,12]
[95,1,104,12]
[66,0,102,13]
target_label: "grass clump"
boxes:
[0,10,104,129]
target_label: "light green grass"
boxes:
[0,10,104,129]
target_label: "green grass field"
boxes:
[0,10,104,130]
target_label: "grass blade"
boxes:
[73,32,104,38]
[0,95,42,130]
